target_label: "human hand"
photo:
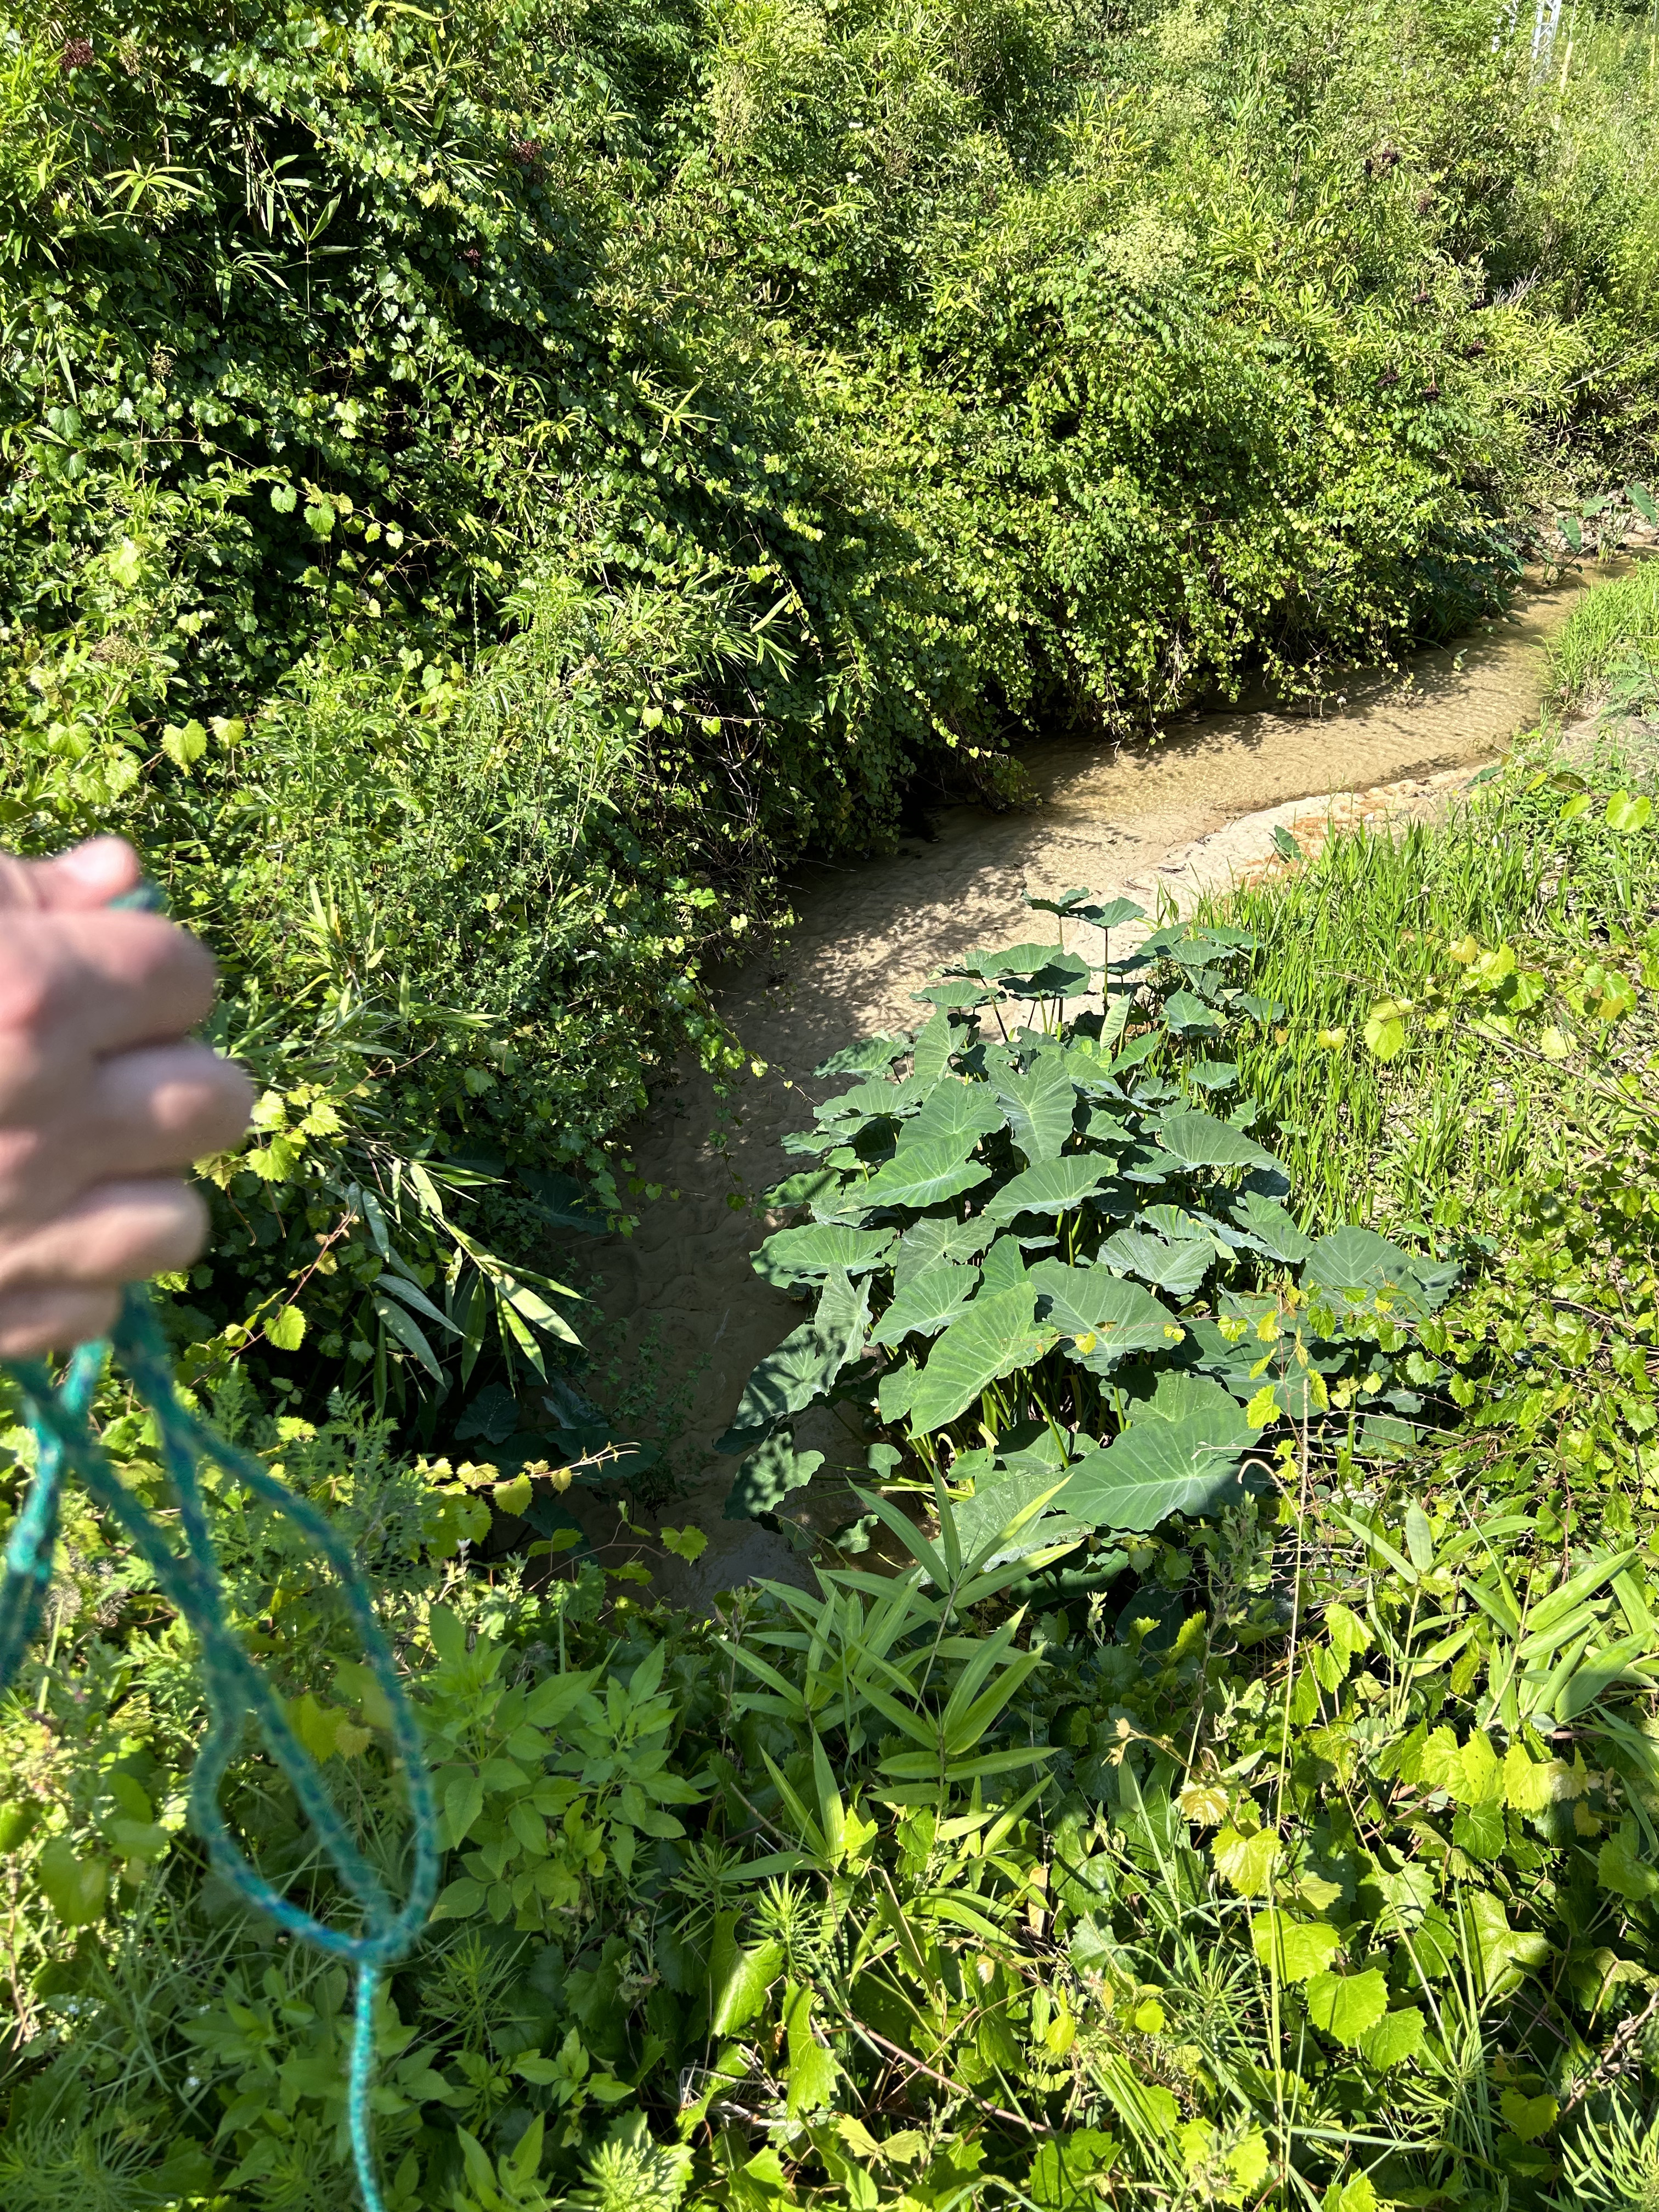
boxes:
[0,836,253,1357]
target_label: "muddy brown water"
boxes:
[563,571,1607,1604]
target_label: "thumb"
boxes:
[0,837,142,912]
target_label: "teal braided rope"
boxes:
[0,1286,438,2209]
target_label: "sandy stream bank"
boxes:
[560,569,1612,1605]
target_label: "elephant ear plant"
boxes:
[720,891,1459,1554]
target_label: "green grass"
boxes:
[1549,558,1659,712]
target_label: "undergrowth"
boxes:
[6,609,1659,2204]
[1,0,1657,1437]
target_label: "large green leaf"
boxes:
[1097,1228,1211,1297]
[908,1283,1052,1434]
[911,1008,956,1084]
[1231,1190,1314,1262]
[984,1154,1114,1224]
[893,1214,995,1287]
[724,1432,826,1520]
[1301,1226,1457,1312]
[859,1141,991,1212]
[1119,1369,1250,1428]
[753,1222,897,1288]
[815,1074,928,1131]
[902,1079,1006,1149]
[1029,1261,1180,1365]
[1155,1109,1277,1173]
[717,1273,870,1450]
[814,1034,910,1078]
[1160,989,1225,1037]
[871,1262,979,1347]
[995,1056,1076,1164]
[1063,1407,1255,1531]
[1304,1970,1390,2048]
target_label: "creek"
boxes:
[582,571,1601,1600]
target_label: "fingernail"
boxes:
[58,837,137,888]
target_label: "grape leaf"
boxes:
[1304,1970,1389,2047]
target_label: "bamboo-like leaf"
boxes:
[372,1291,443,1380]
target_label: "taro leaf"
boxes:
[725,1431,825,1521]
[951,940,1068,980]
[1079,897,1147,929]
[764,1167,844,1212]
[980,1234,1030,1294]
[1063,1408,1255,1532]
[871,1262,979,1347]
[1160,986,1224,1032]
[911,1007,956,1084]
[907,1282,1052,1435]
[1023,889,1144,928]
[996,1055,1077,1164]
[858,1142,991,1213]
[894,1215,995,1287]
[1114,1145,1178,1187]
[913,977,998,1009]
[995,950,1092,997]
[904,1079,1006,1149]
[1028,1261,1180,1365]
[1098,1228,1212,1298]
[815,1074,928,1130]
[716,1272,871,1451]
[952,1462,1086,1567]
[1301,1227,1457,1313]
[1119,1369,1247,1430]
[1110,1034,1162,1078]
[1079,1100,1133,1143]
[878,1358,921,1424]
[1155,1110,1277,1173]
[814,1034,910,1079]
[1024,885,1097,919]
[985,1154,1115,1224]
[1231,1190,1314,1263]
[1185,1059,1239,1091]
[457,1382,521,1446]
[753,1223,896,1288]
[1234,992,1285,1023]
[1139,1202,1228,1252]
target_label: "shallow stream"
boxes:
[581,572,1600,1600]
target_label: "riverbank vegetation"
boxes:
[3,570,1658,2207]
[6,0,1659,2201]
[2,0,1658,1432]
